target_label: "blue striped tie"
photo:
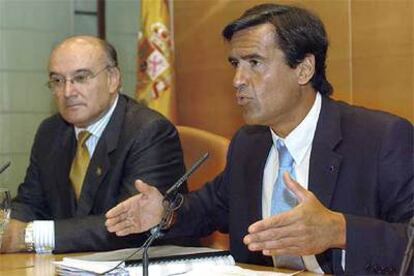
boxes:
[271,140,304,270]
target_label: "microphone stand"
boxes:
[142,197,178,276]
[399,217,414,276]
[0,161,11,175]
[142,153,209,276]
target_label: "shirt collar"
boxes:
[74,94,119,140]
[270,92,321,165]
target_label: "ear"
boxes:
[296,54,315,85]
[108,67,121,94]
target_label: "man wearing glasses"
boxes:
[1,36,188,253]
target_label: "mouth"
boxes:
[236,94,252,106]
[65,103,84,109]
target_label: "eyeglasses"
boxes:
[47,65,112,92]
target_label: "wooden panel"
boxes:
[351,0,413,122]
[174,0,245,138]
[294,1,352,103]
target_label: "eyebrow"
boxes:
[228,53,265,62]
[48,68,93,78]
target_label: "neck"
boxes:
[270,90,316,138]
[74,93,118,129]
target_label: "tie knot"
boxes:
[77,131,91,146]
[276,140,294,168]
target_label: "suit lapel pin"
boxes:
[96,166,102,176]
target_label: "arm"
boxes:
[9,113,187,253]
[244,172,346,256]
[106,128,237,240]
[244,118,413,274]
[342,118,413,274]
[53,118,187,252]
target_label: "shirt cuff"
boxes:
[32,220,55,253]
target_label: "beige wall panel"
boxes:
[174,0,351,137]
[351,0,413,122]
[292,1,352,102]
[174,0,253,138]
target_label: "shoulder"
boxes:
[116,94,177,141]
[326,97,412,138]
[228,125,271,154]
[36,113,70,137]
[121,94,174,129]
[232,125,270,141]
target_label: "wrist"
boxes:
[331,212,346,249]
[24,222,35,252]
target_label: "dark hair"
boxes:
[99,40,119,68]
[222,3,333,96]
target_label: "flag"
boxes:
[136,0,176,122]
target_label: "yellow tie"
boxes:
[69,131,92,199]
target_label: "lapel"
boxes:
[240,127,274,265]
[76,95,126,216]
[245,127,273,224]
[309,96,343,208]
[309,97,343,273]
[52,119,77,216]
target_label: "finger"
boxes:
[107,218,135,234]
[116,226,137,237]
[244,221,303,245]
[284,172,307,202]
[105,212,127,229]
[248,236,302,253]
[106,193,144,218]
[262,244,302,256]
[106,202,127,218]
[248,209,297,233]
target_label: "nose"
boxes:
[62,79,77,98]
[233,66,247,92]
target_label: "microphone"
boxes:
[142,152,209,276]
[98,153,210,276]
[163,152,209,203]
[0,162,11,175]
[399,217,414,276]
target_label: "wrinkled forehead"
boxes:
[48,38,106,75]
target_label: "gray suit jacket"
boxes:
[12,94,188,252]
[170,96,413,274]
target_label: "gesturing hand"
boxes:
[105,180,164,236]
[244,172,346,256]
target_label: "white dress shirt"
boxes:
[262,93,324,273]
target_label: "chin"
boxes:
[243,112,261,125]
[62,115,87,127]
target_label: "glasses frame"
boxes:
[46,65,113,92]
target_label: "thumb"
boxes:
[284,172,307,203]
[134,179,153,194]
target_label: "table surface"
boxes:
[0,252,320,275]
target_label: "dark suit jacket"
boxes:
[12,94,188,253]
[170,96,413,275]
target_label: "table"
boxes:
[0,253,320,275]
